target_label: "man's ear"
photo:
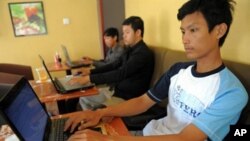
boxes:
[135,29,142,37]
[216,23,228,39]
[114,35,118,41]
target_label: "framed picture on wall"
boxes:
[8,2,47,37]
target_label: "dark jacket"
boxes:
[90,40,154,100]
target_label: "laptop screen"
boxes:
[61,45,72,62]
[2,79,49,141]
[38,55,61,93]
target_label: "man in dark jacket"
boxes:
[69,16,154,110]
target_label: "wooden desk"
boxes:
[46,62,91,75]
[46,62,72,75]
[30,81,98,103]
[29,81,99,114]
[51,111,131,136]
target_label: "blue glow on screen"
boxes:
[5,83,48,141]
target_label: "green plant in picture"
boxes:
[9,2,47,36]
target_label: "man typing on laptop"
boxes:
[65,0,248,141]
[67,16,155,112]
[82,27,125,68]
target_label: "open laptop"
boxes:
[61,45,90,68]
[0,77,105,141]
[39,55,94,94]
[0,77,69,141]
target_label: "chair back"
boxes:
[0,63,34,80]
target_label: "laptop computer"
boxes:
[0,77,69,141]
[61,45,90,68]
[0,77,105,141]
[39,55,94,94]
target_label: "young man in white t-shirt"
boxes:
[64,0,248,141]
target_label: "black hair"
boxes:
[122,16,144,37]
[177,0,236,47]
[103,27,119,42]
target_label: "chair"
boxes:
[122,48,190,130]
[122,47,170,130]
[0,63,34,80]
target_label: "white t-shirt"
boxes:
[144,62,248,141]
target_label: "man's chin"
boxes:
[123,42,128,46]
[185,53,196,60]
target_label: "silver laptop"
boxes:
[39,55,94,94]
[61,45,90,68]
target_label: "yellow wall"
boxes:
[125,0,250,65]
[1,0,249,80]
[0,0,103,78]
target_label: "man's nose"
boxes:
[182,33,190,44]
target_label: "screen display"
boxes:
[4,83,48,141]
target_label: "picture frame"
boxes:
[8,1,47,37]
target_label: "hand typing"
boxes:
[81,57,93,65]
[67,75,90,85]
[64,110,102,133]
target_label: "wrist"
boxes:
[96,108,106,118]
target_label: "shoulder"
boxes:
[132,41,153,56]
[138,41,154,56]
[217,68,248,101]
[167,62,195,75]
[114,45,125,51]
[157,62,195,84]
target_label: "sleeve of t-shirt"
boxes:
[192,75,248,141]
[147,62,192,103]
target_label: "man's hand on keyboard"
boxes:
[67,75,90,85]
[64,110,102,133]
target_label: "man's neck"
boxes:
[130,38,142,48]
[196,50,223,73]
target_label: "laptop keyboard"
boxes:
[54,78,66,92]
[52,118,68,141]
